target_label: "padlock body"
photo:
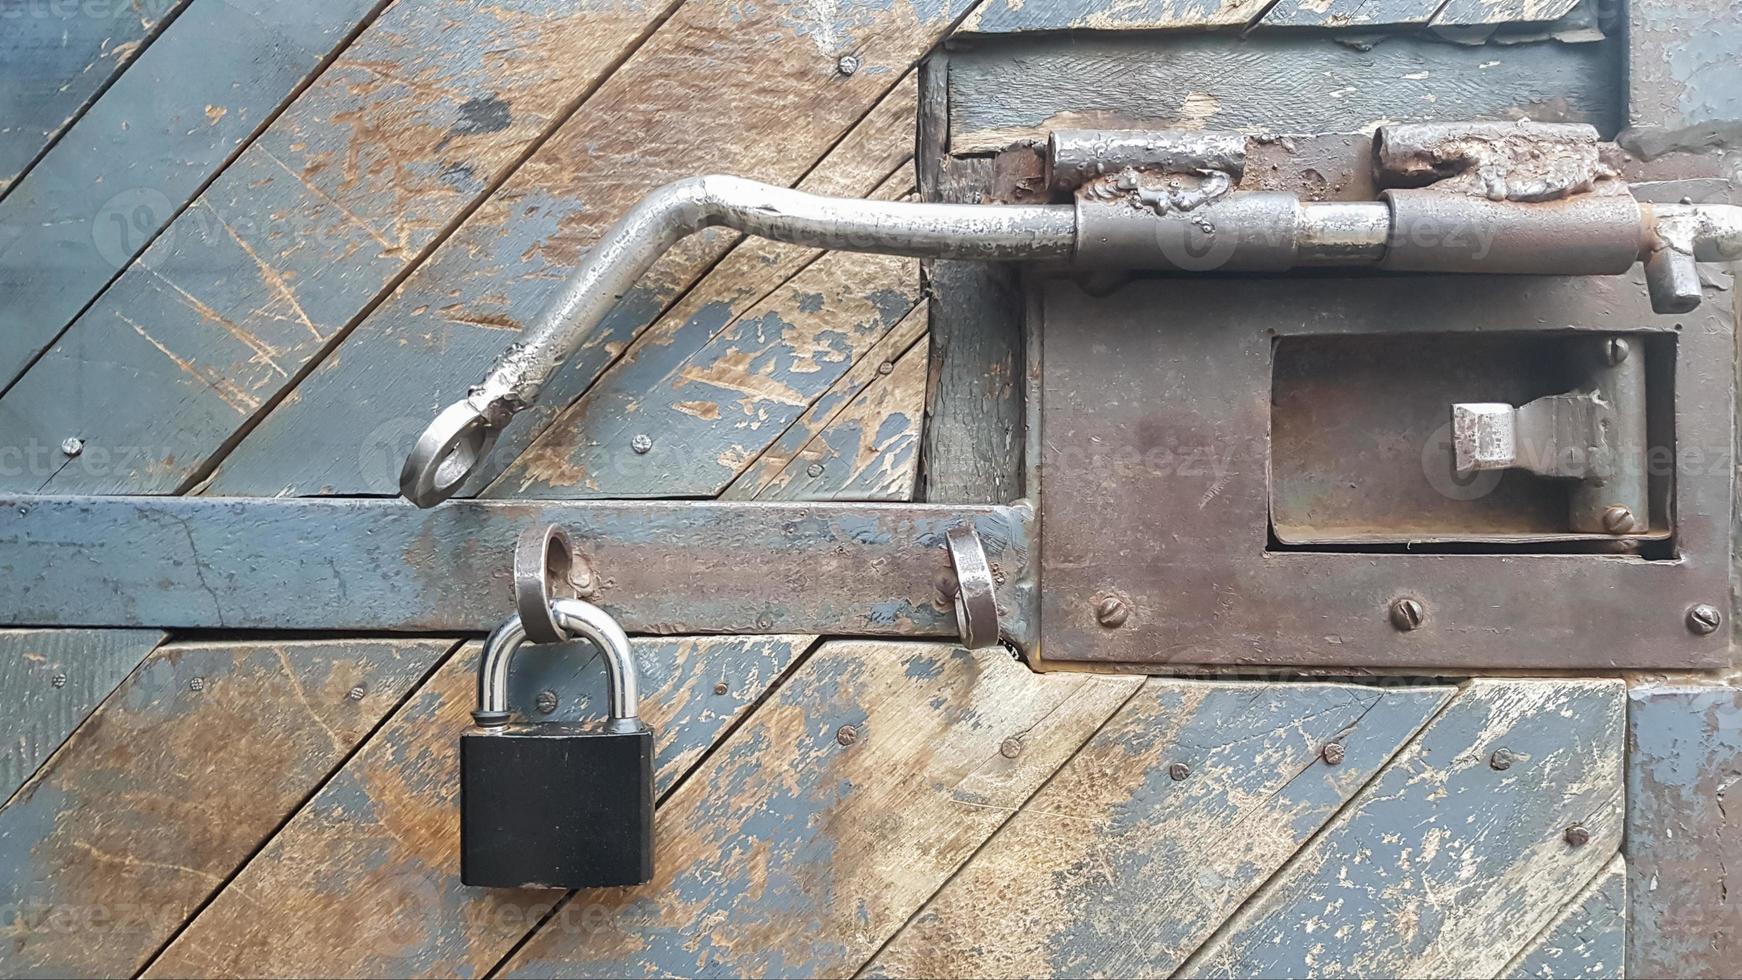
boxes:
[461,725,655,888]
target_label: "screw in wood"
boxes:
[1564,824,1590,847]
[806,462,825,478]
[836,53,860,76]
[1490,748,1515,771]
[1000,737,1023,759]
[347,684,368,702]
[1321,743,1345,766]
[835,724,859,746]
[535,690,560,715]
[630,434,653,454]
[1168,762,1190,781]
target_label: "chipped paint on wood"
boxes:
[0,0,387,389]
[0,629,163,802]
[726,304,927,501]
[1263,1,1445,28]
[205,0,982,494]
[493,248,922,498]
[145,634,812,978]
[497,641,1141,977]
[744,330,928,502]
[1432,0,1584,27]
[0,637,455,977]
[1626,683,1742,979]
[0,0,676,495]
[1180,679,1624,978]
[0,0,191,190]
[947,33,1622,154]
[867,680,1453,978]
[1502,855,1625,980]
[960,0,1262,34]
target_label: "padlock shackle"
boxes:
[474,598,642,733]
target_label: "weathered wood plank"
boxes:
[947,33,1622,154]
[1621,0,1742,159]
[866,680,1453,978]
[0,0,191,191]
[0,636,455,977]
[0,0,679,495]
[746,332,927,502]
[921,156,1024,504]
[0,0,388,390]
[726,307,927,502]
[1433,0,1584,26]
[957,0,1258,34]
[1626,682,1742,979]
[1262,0,1444,29]
[208,80,917,496]
[1180,679,1625,978]
[0,495,1028,636]
[144,634,813,978]
[0,628,163,803]
[492,248,922,499]
[197,0,977,500]
[497,640,1140,977]
[1502,855,1625,980]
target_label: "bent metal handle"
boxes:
[400,172,1742,508]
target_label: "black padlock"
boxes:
[461,597,655,888]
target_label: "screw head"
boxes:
[1169,762,1191,781]
[876,360,895,375]
[534,689,559,715]
[1000,737,1023,759]
[188,677,206,692]
[1604,337,1630,366]
[630,433,653,454]
[1389,597,1426,632]
[60,437,85,458]
[835,724,859,746]
[806,462,825,478]
[51,672,68,689]
[1490,748,1515,771]
[347,684,368,702]
[1094,595,1130,629]
[1601,505,1636,535]
[713,681,729,696]
[1564,824,1591,847]
[1688,603,1722,636]
[1321,743,1345,766]
[836,53,860,76]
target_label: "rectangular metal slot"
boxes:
[1268,332,1676,550]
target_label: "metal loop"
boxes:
[474,598,641,733]
[516,524,579,644]
[946,526,1000,649]
[400,400,499,508]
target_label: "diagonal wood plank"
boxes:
[1178,679,1625,979]
[0,0,191,192]
[1501,855,1625,980]
[742,330,927,502]
[0,636,455,978]
[491,248,922,498]
[0,0,681,495]
[1433,0,1583,26]
[497,641,1140,978]
[865,680,1452,979]
[957,0,1261,34]
[1626,682,1742,979]
[144,634,813,979]
[196,0,979,500]
[725,304,927,501]
[0,628,163,803]
[1262,0,1445,28]
[0,0,388,389]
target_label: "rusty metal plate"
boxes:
[1035,270,1733,670]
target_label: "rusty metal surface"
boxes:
[0,497,1034,644]
[1374,121,1608,202]
[1036,264,1733,670]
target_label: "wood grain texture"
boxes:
[0,0,191,191]
[0,0,677,495]
[492,248,922,499]
[921,156,1024,504]
[0,0,387,389]
[1433,0,1583,26]
[1502,855,1625,980]
[1626,683,1742,979]
[0,495,1028,636]
[0,628,163,803]
[732,320,928,502]
[866,680,1453,979]
[496,641,1137,977]
[958,0,1259,34]
[947,33,1622,154]
[145,634,813,979]
[207,41,932,499]
[1262,0,1444,28]
[1179,679,1624,978]
[0,636,454,977]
